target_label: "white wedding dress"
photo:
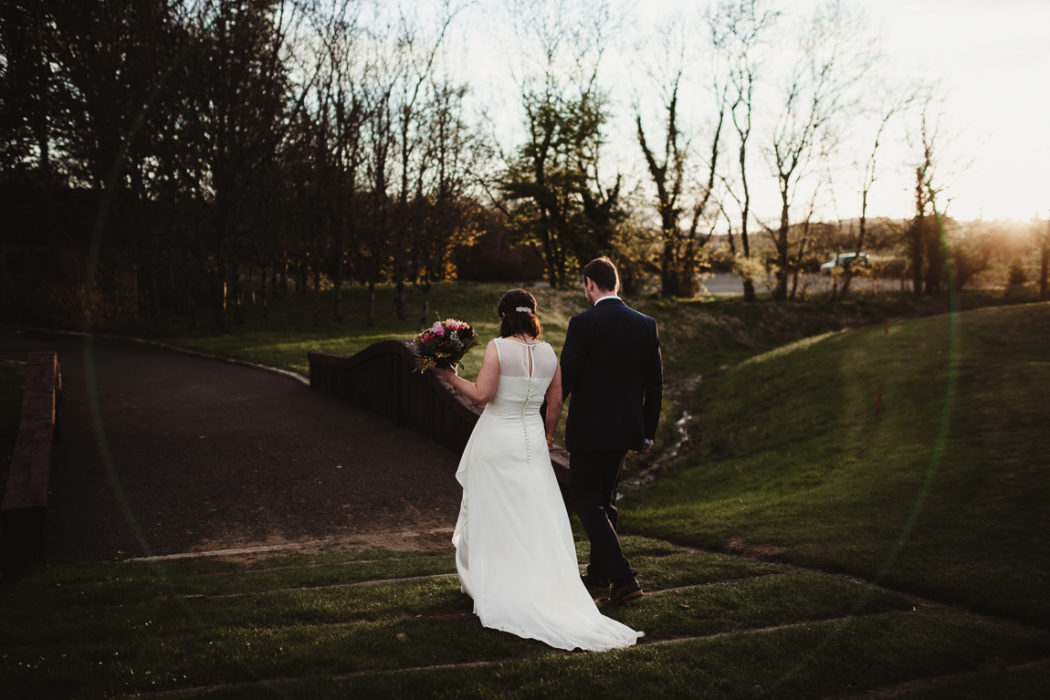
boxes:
[452,337,643,651]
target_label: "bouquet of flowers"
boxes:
[411,318,478,372]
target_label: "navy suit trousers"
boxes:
[568,448,635,584]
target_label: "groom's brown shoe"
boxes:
[581,574,611,598]
[605,579,643,605]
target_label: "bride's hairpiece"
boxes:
[515,306,533,313]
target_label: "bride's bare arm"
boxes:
[544,362,564,448]
[437,340,500,405]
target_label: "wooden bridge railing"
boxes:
[2,351,61,579]
[307,341,569,484]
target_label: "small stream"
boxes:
[620,375,702,491]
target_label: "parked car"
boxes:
[820,251,870,274]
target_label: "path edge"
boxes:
[0,323,308,385]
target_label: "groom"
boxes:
[560,257,663,605]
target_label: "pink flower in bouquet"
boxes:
[444,319,468,332]
[411,318,478,373]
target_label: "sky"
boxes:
[869,0,1050,220]
[441,0,1050,224]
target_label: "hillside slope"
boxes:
[628,302,1050,625]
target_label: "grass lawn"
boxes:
[626,302,1050,627]
[2,287,1049,696]
[3,536,1049,697]
[155,280,1001,382]
[157,281,985,452]
[160,282,532,379]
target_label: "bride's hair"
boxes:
[497,289,541,338]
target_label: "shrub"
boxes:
[1008,261,1028,287]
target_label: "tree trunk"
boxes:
[910,218,924,299]
[419,276,432,331]
[840,271,852,299]
[1040,228,1049,300]
[742,278,756,300]
[297,260,307,295]
[333,217,344,322]
[543,231,557,287]
[737,107,756,303]
[841,212,867,301]
[790,233,809,301]
[366,280,376,327]
[738,245,757,302]
[137,263,153,326]
[923,212,944,295]
[210,267,226,332]
[660,241,677,297]
[312,263,322,326]
[774,204,790,302]
[395,276,406,320]
[230,265,244,325]
[679,266,697,297]
[659,218,684,298]
[261,264,269,323]
[187,273,197,330]
[333,263,343,322]
[554,242,567,287]
[909,166,926,299]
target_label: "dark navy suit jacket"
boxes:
[560,297,663,452]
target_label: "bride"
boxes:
[437,289,642,652]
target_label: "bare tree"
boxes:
[500,0,619,287]
[635,65,726,298]
[188,0,309,329]
[348,2,457,326]
[27,0,196,325]
[767,0,871,301]
[789,184,821,300]
[947,222,993,292]
[905,97,953,297]
[0,0,65,184]
[307,0,370,323]
[840,90,912,299]
[411,79,483,328]
[390,1,458,321]
[330,33,368,323]
[362,80,394,326]
[711,0,778,301]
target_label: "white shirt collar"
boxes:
[593,294,621,306]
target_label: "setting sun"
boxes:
[872,0,1050,220]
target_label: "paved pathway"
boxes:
[0,328,461,561]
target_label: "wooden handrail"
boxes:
[307,341,570,485]
[2,351,61,578]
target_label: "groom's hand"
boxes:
[636,439,653,455]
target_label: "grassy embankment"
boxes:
[627,301,1050,625]
[159,281,985,449]
[157,280,1005,380]
[1,287,1048,697]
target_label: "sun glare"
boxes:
[872,0,1050,221]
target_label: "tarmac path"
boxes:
[0,328,461,561]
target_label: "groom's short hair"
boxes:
[583,257,619,293]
